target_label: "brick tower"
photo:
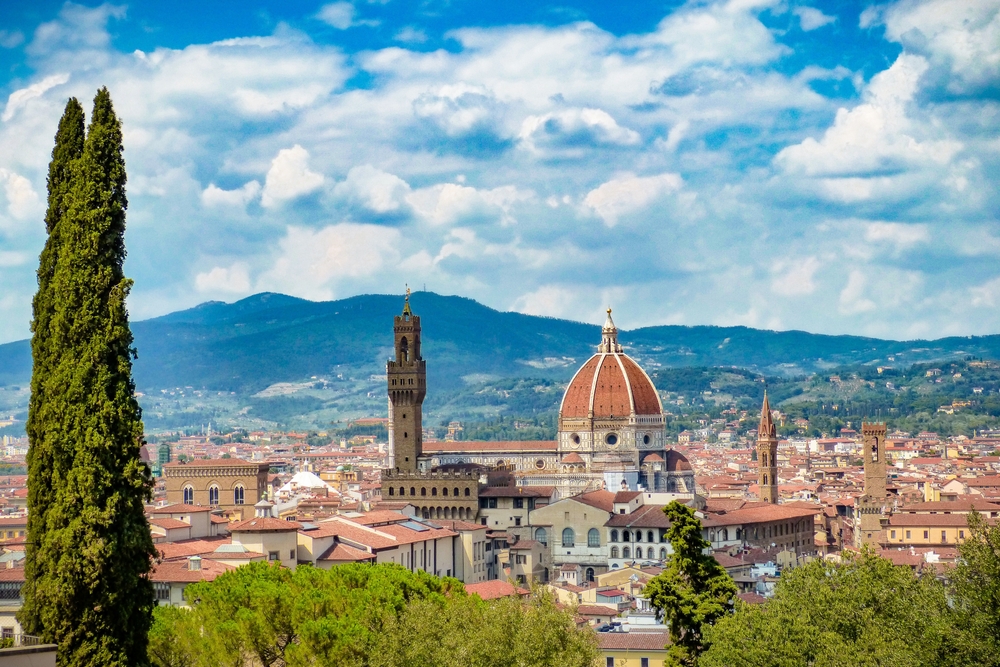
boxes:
[387,289,425,473]
[856,422,889,546]
[756,391,779,503]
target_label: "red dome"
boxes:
[560,352,662,419]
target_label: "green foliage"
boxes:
[950,511,1000,666]
[149,563,597,667]
[700,549,969,667]
[21,89,156,667]
[644,501,738,666]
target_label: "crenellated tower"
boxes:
[756,391,779,504]
[387,290,426,472]
[856,422,889,546]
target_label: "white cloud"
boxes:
[195,264,252,294]
[0,30,24,49]
[771,256,820,296]
[201,181,262,208]
[317,2,378,29]
[0,169,40,221]
[794,6,836,31]
[260,145,325,208]
[333,164,412,214]
[0,251,27,267]
[863,221,929,249]
[407,182,532,226]
[519,108,641,156]
[2,73,70,122]
[775,54,962,179]
[839,270,877,315]
[583,172,683,226]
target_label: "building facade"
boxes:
[163,458,269,520]
[856,422,889,547]
[757,392,779,504]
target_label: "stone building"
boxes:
[380,292,480,520]
[856,422,890,547]
[163,458,269,520]
[757,392,779,503]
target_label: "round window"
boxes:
[643,434,651,445]
[606,433,618,446]
[535,459,545,470]
[571,433,581,444]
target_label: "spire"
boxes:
[402,285,412,317]
[758,390,776,438]
[598,307,623,353]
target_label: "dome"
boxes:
[559,309,662,419]
[663,449,692,471]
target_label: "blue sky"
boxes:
[0,0,997,344]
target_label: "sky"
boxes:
[0,0,997,344]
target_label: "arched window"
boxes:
[610,546,620,559]
[586,568,595,583]
[208,485,219,506]
[660,547,667,560]
[623,547,631,558]
[623,530,631,542]
[233,485,244,505]
[388,487,394,496]
[421,487,427,496]
[610,530,619,542]
[648,547,656,559]
[647,530,654,543]
[636,531,642,542]
[183,486,194,505]
[722,528,729,541]
[562,528,575,548]
[535,527,548,545]
[399,487,405,496]
[464,488,471,496]
[432,487,437,496]
[410,487,416,496]
[588,528,600,548]
[454,487,460,497]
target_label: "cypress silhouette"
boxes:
[20,88,155,667]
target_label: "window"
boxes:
[623,530,631,542]
[562,528,575,547]
[906,530,911,539]
[209,485,219,506]
[588,528,600,547]
[454,488,460,497]
[636,531,642,542]
[942,531,947,543]
[516,554,526,565]
[586,567,595,582]
[607,657,615,667]
[721,528,728,541]
[535,527,548,545]
[399,487,405,496]
[611,530,619,542]
[465,488,471,496]
[660,547,667,559]
[290,550,296,560]
[480,498,489,508]
[623,547,631,558]
[642,658,650,667]
[269,551,279,561]
[410,487,416,496]
[489,498,498,509]
[960,530,965,539]
[388,487,394,496]
[924,531,929,539]
[514,517,522,527]
[891,530,896,538]
[421,487,427,496]
[234,485,245,505]
[2,627,13,640]
[183,486,194,505]
[513,498,524,509]
[611,546,620,558]
[647,530,654,543]
[154,583,171,601]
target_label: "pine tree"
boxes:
[19,88,156,667]
[22,97,86,635]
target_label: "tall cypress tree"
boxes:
[22,97,86,635]
[20,88,155,667]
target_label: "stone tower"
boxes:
[756,391,779,504]
[387,290,425,473]
[856,422,889,546]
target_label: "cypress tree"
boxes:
[22,97,86,635]
[19,88,156,667]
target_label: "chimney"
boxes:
[188,555,202,571]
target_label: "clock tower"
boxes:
[387,289,425,473]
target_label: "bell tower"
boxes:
[756,391,779,504]
[387,289,425,473]
[857,422,889,546]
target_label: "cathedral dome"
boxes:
[559,310,662,419]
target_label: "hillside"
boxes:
[2,291,1000,433]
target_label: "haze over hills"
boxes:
[2,291,1000,432]
[2,291,999,392]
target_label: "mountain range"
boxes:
[1,291,998,395]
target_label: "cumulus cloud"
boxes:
[771,257,820,296]
[863,221,929,250]
[195,263,252,294]
[519,108,640,156]
[0,169,40,222]
[201,181,262,208]
[333,164,412,215]
[839,270,877,315]
[317,2,378,29]
[407,182,533,227]
[261,145,325,208]
[794,6,836,31]
[583,172,683,226]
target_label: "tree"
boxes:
[20,89,156,667]
[699,549,966,667]
[644,501,738,666]
[950,511,1000,666]
[22,97,85,635]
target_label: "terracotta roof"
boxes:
[317,543,376,563]
[509,539,541,550]
[0,567,24,582]
[605,504,671,528]
[229,517,302,532]
[701,504,820,528]
[664,449,692,472]
[349,511,409,526]
[157,537,231,561]
[560,353,662,418]
[899,499,1000,513]
[614,491,642,503]
[465,580,528,600]
[423,441,557,453]
[641,453,664,463]
[433,519,487,532]
[0,517,27,527]
[150,559,234,583]
[149,504,213,514]
[561,452,585,464]
[738,592,767,605]
[149,518,191,530]
[375,522,457,545]
[577,604,618,616]
[575,490,616,513]
[596,632,669,651]
[888,514,981,527]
